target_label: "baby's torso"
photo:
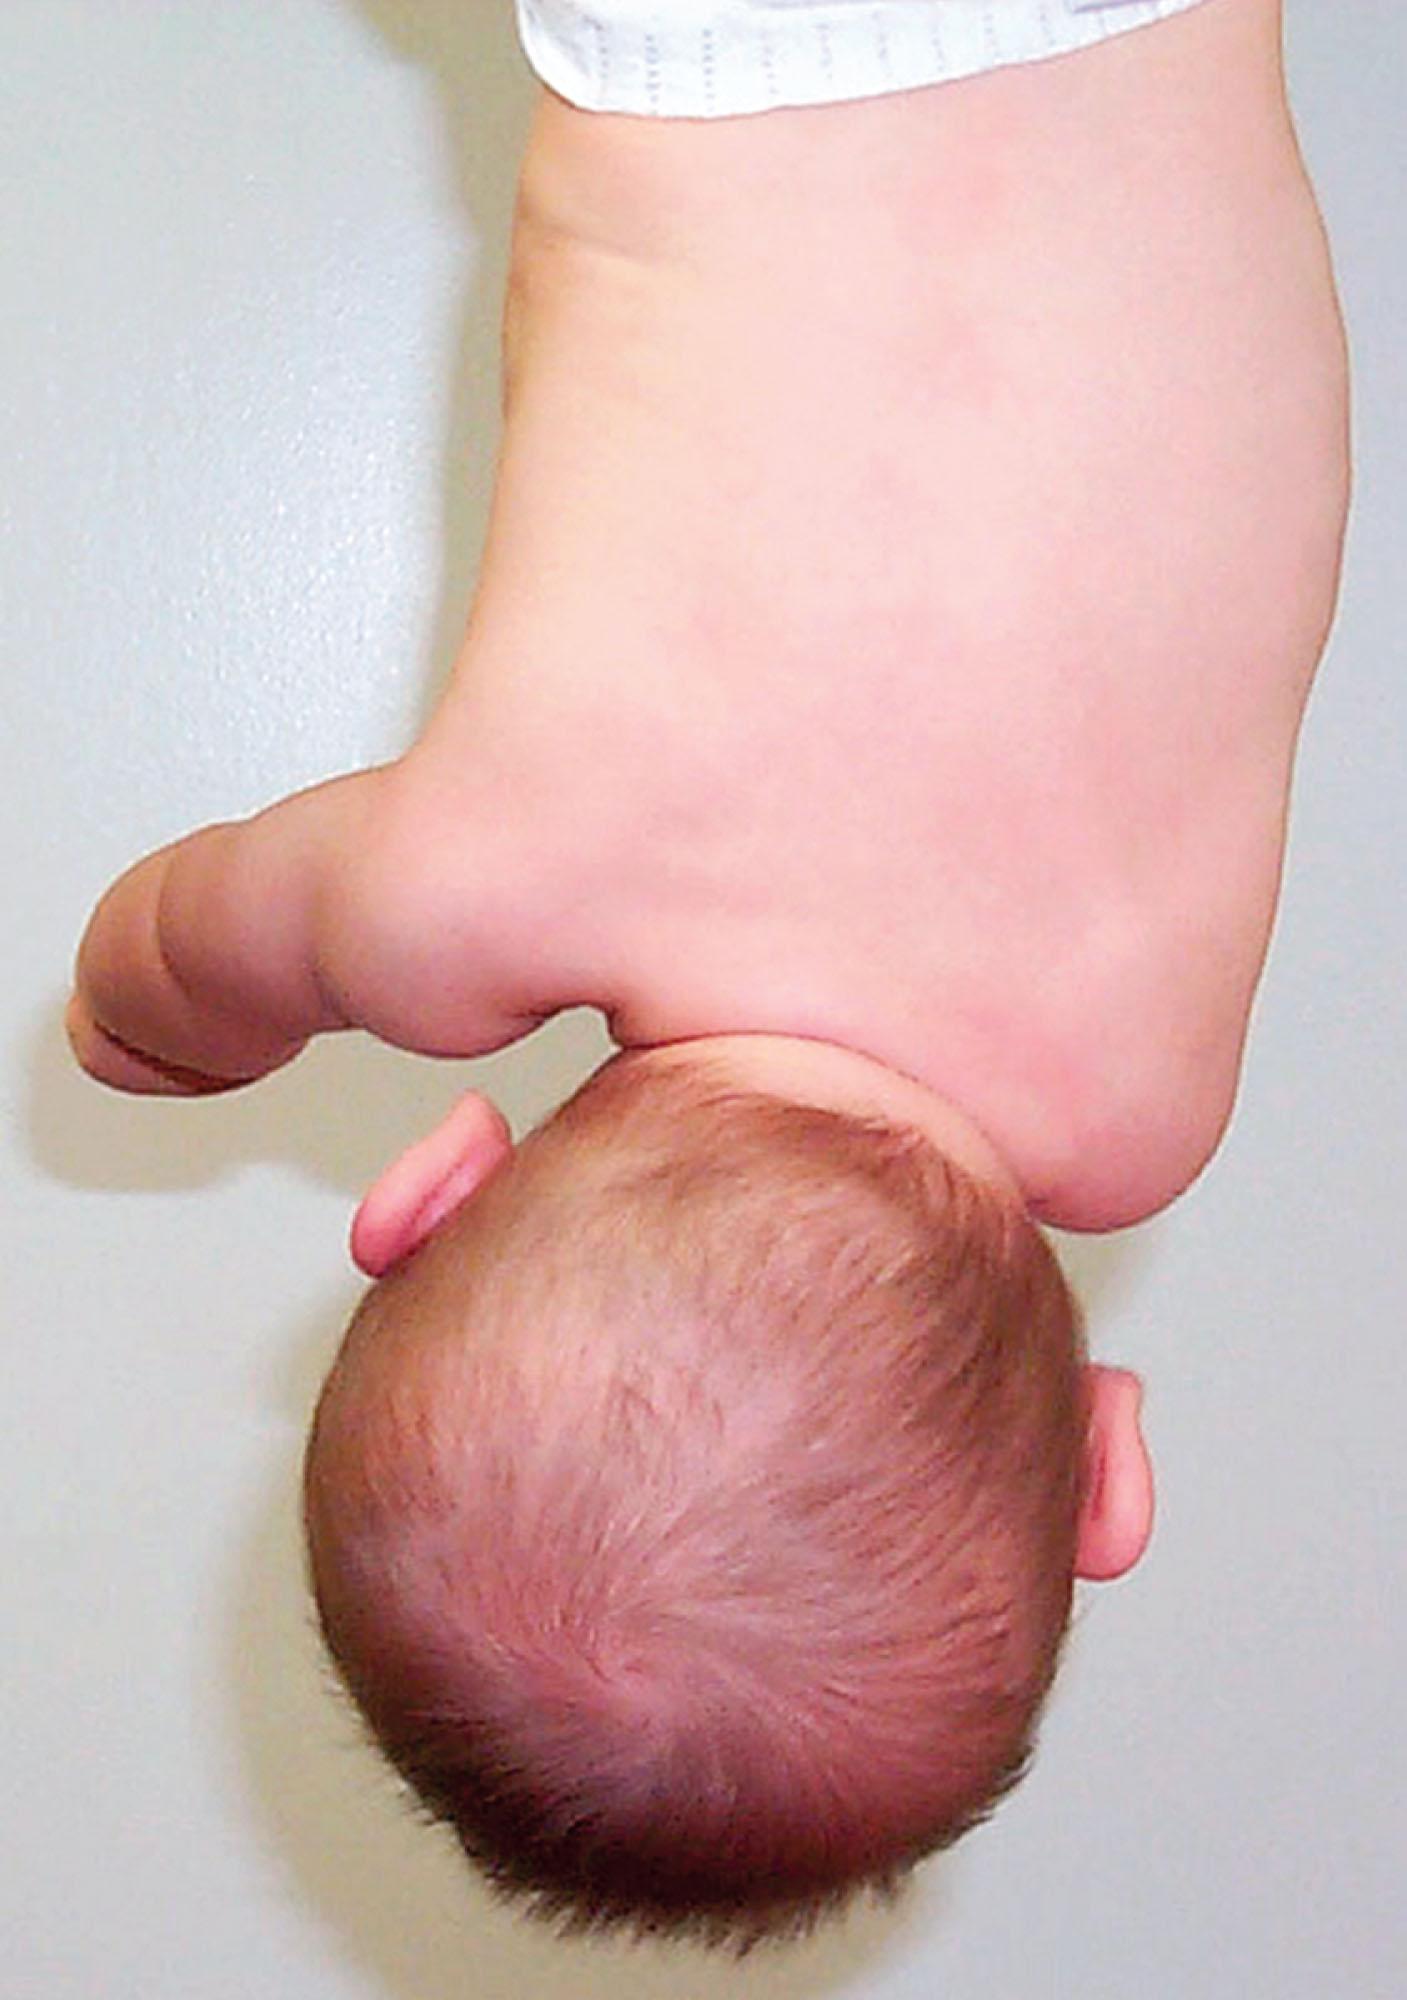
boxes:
[422,436,1344,1228]
[487,580,1333,1230]
[390,18,1348,1228]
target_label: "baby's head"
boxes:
[304,1048,1151,1951]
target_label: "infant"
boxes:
[69,0,1348,1954]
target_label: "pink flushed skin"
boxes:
[70,0,1349,1233]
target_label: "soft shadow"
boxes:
[1046,1223,1157,1334]
[27,996,615,1200]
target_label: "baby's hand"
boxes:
[64,991,263,1096]
[68,797,353,1095]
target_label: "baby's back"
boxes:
[373,7,1350,1228]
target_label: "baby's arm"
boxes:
[72,751,551,1096]
[70,751,552,1096]
[68,772,386,1093]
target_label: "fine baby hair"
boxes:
[303,1055,1087,1951]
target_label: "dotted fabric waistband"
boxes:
[513,0,1214,118]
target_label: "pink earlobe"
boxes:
[350,1091,514,1278]
[1075,1366,1156,1583]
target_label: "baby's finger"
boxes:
[64,993,251,1097]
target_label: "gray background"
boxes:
[2,3,1401,1995]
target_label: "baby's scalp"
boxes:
[304,1055,1088,1950]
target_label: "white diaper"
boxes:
[513,0,1214,119]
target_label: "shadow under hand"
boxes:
[28,997,615,1204]
[26,999,448,1201]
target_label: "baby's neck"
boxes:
[622,1034,1025,1206]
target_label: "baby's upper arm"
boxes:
[316,759,560,1062]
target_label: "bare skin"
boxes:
[69,0,1349,1231]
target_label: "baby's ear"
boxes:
[1075,1365,1155,1582]
[351,1091,514,1277]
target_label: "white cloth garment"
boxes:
[513,0,1214,118]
